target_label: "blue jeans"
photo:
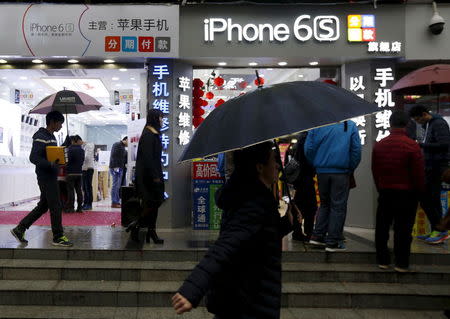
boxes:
[110,168,123,204]
[312,173,350,245]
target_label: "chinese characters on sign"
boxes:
[177,76,191,146]
[349,75,367,145]
[151,64,171,181]
[367,41,402,53]
[374,67,395,142]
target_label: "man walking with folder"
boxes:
[10,111,73,247]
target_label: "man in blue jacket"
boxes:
[10,111,73,247]
[305,121,361,251]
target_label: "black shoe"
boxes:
[10,227,28,243]
[126,221,140,243]
[148,229,164,244]
[292,232,306,242]
[76,207,83,213]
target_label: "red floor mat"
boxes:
[0,211,121,226]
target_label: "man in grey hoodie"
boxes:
[409,105,450,244]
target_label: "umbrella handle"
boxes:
[273,139,292,204]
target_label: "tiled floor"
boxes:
[0,198,449,253]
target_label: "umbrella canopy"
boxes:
[391,64,450,95]
[29,90,103,114]
[179,81,378,162]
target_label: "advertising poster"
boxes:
[192,161,223,230]
[0,4,179,57]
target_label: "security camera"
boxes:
[429,2,445,35]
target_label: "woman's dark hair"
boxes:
[233,141,274,180]
[409,104,429,118]
[146,109,164,132]
[71,135,82,143]
[46,110,65,125]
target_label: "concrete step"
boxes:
[1,248,450,265]
[0,280,449,309]
[1,260,450,284]
[0,306,446,319]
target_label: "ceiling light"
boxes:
[112,77,119,81]
[1,77,6,80]
[218,62,227,66]
[119,68,127,72]
[309,61,319,66]
[249,62,258,66]
[0,59,7,64]
[298,74,304,78]
[115,83,122,87]
[32,59,43,64]
[104,59,115,63]
[68,59,79,63]
[266,68,273,70]
[130,77,135,80]
[19,76,27,80]
[41,78,109,97]
[278,62,287,66]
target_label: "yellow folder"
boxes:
[46,146,66,165]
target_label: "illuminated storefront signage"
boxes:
[349,75,367,146]
[151,64,171,180]
[347,14,376,42]
[374,67,395,142]
[204,15,340,43]
[177,76,191,146]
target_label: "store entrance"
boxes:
[0,67,145,227]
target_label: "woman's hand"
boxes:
[172,292,193,315]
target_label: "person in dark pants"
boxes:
[109,136,128,208]
[66,135,85,213]
[291,132,317,242]
[409,105,450,244]
[10,111,73,247]
[131,109,165,244]
[172,142,294,318]
[81,140,95,210]
[372,111,425,272]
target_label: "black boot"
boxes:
[126,220,140,243]
[148,229,164,244]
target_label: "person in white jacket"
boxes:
[82,141,95,210]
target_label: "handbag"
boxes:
[284,157,301,184]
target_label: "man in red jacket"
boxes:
[372,110,425,272]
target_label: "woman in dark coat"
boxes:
[132,109,165,244]
[172,142,294,319]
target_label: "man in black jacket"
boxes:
[10,111,73,247]
[109,136,128,208]
[66,135,85,213]
[410,105,450,244]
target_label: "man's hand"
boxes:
[172,292,193,315]
[51,159,60,167]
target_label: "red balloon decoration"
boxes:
[205,92,214,100]
[254,77,265,86]
[193,78,204,88]
[239,81,248,89]
[215,98,225,107]
[193,117,204,128]
[201,99,208,106]
[214,77,225,87]
[193,88,204,98]
[193,107,205,117]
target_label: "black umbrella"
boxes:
[179,81,378,163]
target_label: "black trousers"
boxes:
[66,175,83,210]
[139,201,159,229]
[375,189,418,268]
[19,178,63,240]
[293,175,318,238]
[420,165,447,231]
[82,169,94,206]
